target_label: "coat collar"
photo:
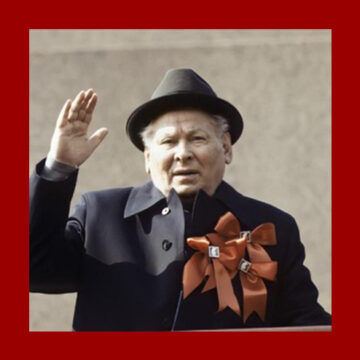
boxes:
[123,181,166,218]
[124,180,258,230]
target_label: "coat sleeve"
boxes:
[29,159,86,293]
[272,217,332,326]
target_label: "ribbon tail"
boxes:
[213,260,241,316]
[240,272,267,322]
[202,263,216,292]
[183,253,208,299]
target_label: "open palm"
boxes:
[48,89,108,167]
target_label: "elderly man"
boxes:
[29,68,331,331]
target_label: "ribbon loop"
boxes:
[251,223,276,246]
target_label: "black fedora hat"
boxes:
[126,68,244,151]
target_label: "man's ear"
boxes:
[223,132,233,164]
[144,149,151,175]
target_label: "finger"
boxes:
[68,90,85,121]
[80,88,94,110]
[57,99,72,128]
[85,93,98,115]
[71,90,86,111]
[78,89,94,121]
[88,127,108,150]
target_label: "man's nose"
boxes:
[174,141,193,162]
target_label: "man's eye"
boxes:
[160,139,173,145]
[193,136,206,141]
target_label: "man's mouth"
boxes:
[172,169,199,176]
[172,169,200,181]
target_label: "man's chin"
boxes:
[173,185,200,198]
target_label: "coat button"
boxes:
[162,240,172,251]
[161,207,171,215]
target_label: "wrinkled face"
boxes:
[144,109,232,198]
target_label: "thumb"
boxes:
[88,127,109,150]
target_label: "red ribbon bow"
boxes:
[182,212,277,322]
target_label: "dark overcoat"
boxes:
[29,159,331,331]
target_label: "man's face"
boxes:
[144,109,232,198]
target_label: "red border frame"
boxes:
[3,1,355,357]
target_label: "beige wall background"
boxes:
[29,29,331,331]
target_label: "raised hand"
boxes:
[48,89,108,167]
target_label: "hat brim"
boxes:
[126,93,243,151]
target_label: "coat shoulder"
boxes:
[83,187,133,199]
[240,193,296,224]
[218,182,297,229]
[81,187,133,209]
